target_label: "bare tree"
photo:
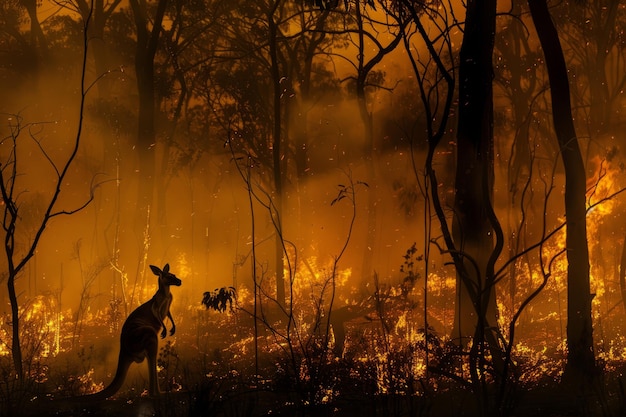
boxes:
[128,0,168,239]
[528,0,595,384]
[54,0,123,97]
[0,3,97,380]
[349,1,407,285]
[404,0,505,407]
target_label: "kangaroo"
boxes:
[83,264,182,400]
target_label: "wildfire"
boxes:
[4,162,626,403]
[18,295,67,360]
[586,153,624,217]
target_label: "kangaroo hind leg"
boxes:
[146,335,160,396]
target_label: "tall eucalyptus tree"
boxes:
[128,0,168,242]
[528,0,596,385]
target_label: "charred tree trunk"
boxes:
[2,8,93,380]
[352,3,404,285]
[129,0,168,240]
[75,0,122,98]
[528,0,595,382]
[268,0,286,307]
[19,0,47,55]
[7,260,21,379]
[586,1,618,136]
[496,5,538,309]
[620,232,626,313]
[450,0,499,344]
[286,8,330,248]
[18,0,47,90]
[354,3,377,285]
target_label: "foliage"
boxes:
[307,0,377,10]
[202,287,237,313]
[399,242,422,298]
[330,181,369,206]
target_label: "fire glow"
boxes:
[1,0,625,416]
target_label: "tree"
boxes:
[58,0,123,97]
[206,0,343,307]
[20,0,47,51]
[0,5,96,379]
[209,0,288,306]
[528,0,596,383]
[312,0,408,284]
[555,0,625,138]
[0,0,46,94]
[283,5,336,181]
[349,0,407,284]
[449,0,501,353]
[494,3,545,308]
[128,0,168,241]
[267,0,287,307]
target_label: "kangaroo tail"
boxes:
[75,351,131,401]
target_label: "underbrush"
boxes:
[3,303,625,417]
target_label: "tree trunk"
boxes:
[20,0,47,54]
[352,3,404,285]
[129,0,168,237]
[528,0,595,382]
[19,0,47,91]
[75,0,122,97]
[268,0,286,307]
[619,232,626,313]
[353,3,377,285]
[586,1,618,136]
[497,5,537,309]
[3,5,92,380]
[450,0,499,343]
[8,269,22,379]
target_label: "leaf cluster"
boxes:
[306,0,377,11]
[202,287,237,313]
[399,242,422,297]
[330,180,368,206]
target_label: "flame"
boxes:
[4,163,626,400]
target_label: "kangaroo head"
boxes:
[150,263,182,287]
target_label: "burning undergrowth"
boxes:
[3,237,626,417]
[1,156,625,416]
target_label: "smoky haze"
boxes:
[0,1,434,315]
[0,0,625,414]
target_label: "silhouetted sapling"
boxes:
[202,287,237,312]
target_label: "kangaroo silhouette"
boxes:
[84,264,181,400]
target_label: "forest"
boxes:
[0,0,625,416]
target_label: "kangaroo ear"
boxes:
[163,264,170,273]
[150,265,161,276]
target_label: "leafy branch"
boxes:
[202,287,237,313]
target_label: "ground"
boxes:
[14,380,624,417]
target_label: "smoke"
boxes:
[1,2,625,401]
